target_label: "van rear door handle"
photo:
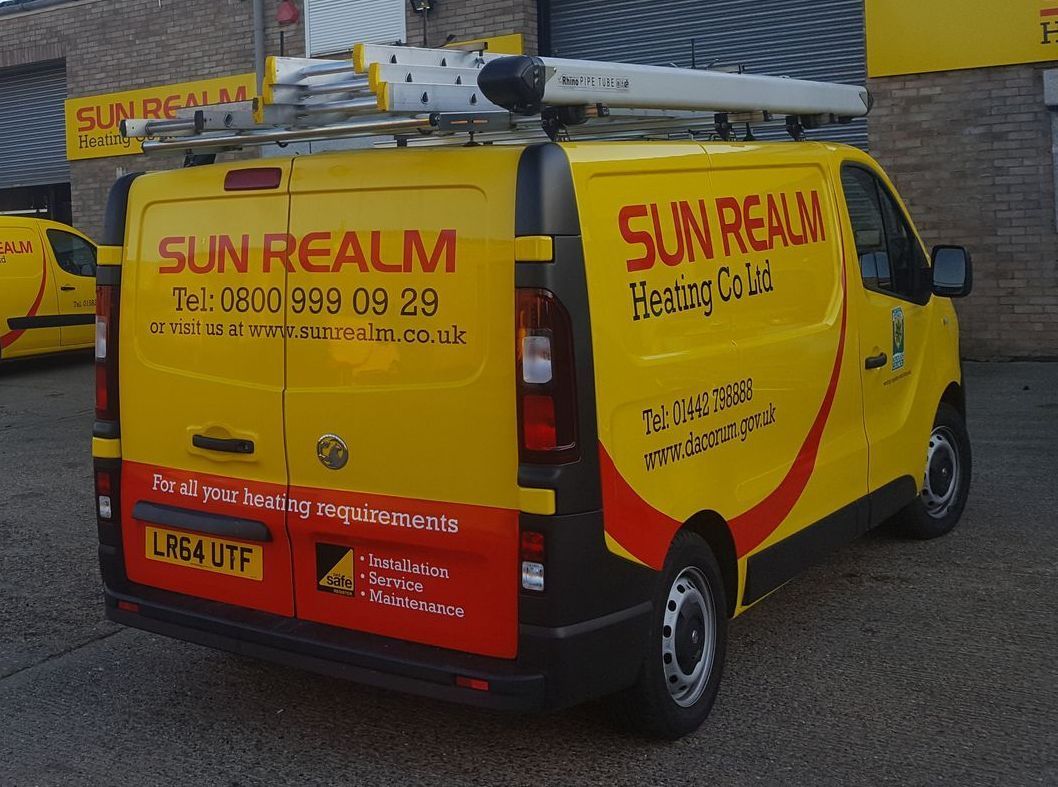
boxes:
[60,285,76,291]
[192,434,255,454]
[864,353,888,370]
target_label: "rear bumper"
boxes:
[103,577,651,712]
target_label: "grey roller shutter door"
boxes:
[0,62,69,189]
[306,0,407,56]
[549,0,867,148]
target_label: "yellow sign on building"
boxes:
[867,0,1058,77]
[64,73,256,161]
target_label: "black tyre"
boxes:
[616,531,727,740]
[896,403,972,539]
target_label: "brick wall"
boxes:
[404,0,537,53]
[869,64,1058,360]
[0,0,306,238]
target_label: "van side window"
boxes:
[841,166,929,302]
[841,168,890,288]
[47,229,97,278]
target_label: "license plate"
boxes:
[145,526,263,581]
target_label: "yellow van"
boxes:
[0,217,97,360]
[92,140,972,738]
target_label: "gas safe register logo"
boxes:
[317,543,356,597]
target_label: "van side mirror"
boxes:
[931,246,972,298]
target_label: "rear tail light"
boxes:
[95,468,113,520]
[95,284,119,422]
[520,530,546,592]
[515,288,578,464]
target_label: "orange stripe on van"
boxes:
[0,259,48,350]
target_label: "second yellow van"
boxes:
[0,216,97,360]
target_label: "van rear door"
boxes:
[282,148,523,658]
[118,162,296,617]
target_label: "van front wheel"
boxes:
[618,531,727,739]
[896,403,972,539]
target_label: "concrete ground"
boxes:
[0,355,1055,785]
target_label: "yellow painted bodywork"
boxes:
[0,216,96,360]
[563,141,961,614]
[114,139,962,623]
[866,0,1056,77]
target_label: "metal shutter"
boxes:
[306,0,407,56]
[0,61,69,189]
[549,0,868,148]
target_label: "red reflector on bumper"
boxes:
[117,601,140,613]
[456,676,490,692]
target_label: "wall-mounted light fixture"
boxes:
[408,0,436,47]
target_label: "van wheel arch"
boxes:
[941,381,965,421]
[680,512,737,617]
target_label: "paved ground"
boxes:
[0,355,1055,785]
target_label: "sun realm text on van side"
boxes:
[619,189,826,322]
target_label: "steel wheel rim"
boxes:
[661,566,716,708]
[923,426,960,519]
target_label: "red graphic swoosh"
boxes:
[599,254,849,568]
[0,259,49,350]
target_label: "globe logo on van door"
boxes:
[317,434,349,470]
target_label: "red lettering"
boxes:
[187,236,214,274]
[716,197,748,256]
[781,193,805,245]
[619,204,655,272]
[679,200,713,262]
[765,194,789,249]
[742,195,768,253]
[650,203,686,267]
[158,236,187,274]
[796,191,826,244]
[141,97,163,120]
[262,233,296,273]
[218,234,249,273]
[370,231,402,273]
[298,231,332,272]
[332,232,369,272]
[218,86,249,103]
[403,229,456,273]
[76,106,96,132]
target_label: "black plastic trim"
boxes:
[96,264,122,286]
[743,497,869,606]
[518,510,655,627]
[514,144,600,514]
[93,419,120,439]
[101,172,143,247]
[102,580,650,711]
[868,474,919,527]
[478,55,547,115]
[515,143,580,237]
[7,313,94,330]
[132,501,272,543]
[743,475,919,605]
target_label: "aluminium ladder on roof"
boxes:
[120,42,872,155]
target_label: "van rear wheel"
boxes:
[616,531,727,739]
[896,403,972,539]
